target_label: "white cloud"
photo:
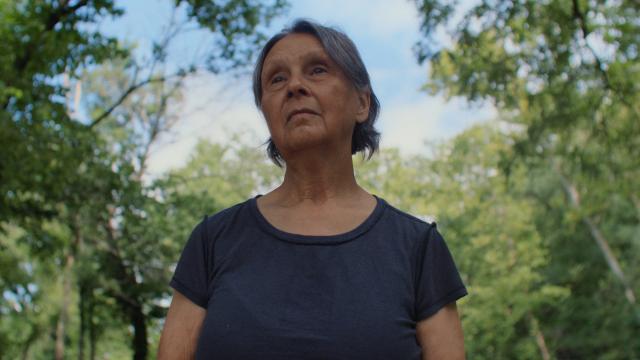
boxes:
[145,73,268,178]
[379,97,445,154]
[289,0,420,40]
[379,96,496,155]
[143,0,498,177]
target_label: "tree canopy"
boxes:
[413,0,639,357]
[1,0,638,358]
[0,1,287,358]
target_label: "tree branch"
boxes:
[554,162,637,306]
[46,0,90,30]
[528,313,551,360]
[88,75,170,128]
[572,0,640,117]
[14,0,90,74]
[134,82,182,180]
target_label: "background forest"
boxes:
[1,0,638,359]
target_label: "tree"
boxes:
[1,1,288,358]
[413,0,639,357]
[356,126,567,359]
[165,135,283,209]
[1,0,288,225]
[0,0,125,224]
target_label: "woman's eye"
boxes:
[311,66,327,75]
[271,75,285,84]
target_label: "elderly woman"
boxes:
[158,19,467,359]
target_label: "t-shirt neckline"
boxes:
[249,194,386,245]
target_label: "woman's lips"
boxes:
[287,109,318,123]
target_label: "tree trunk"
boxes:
[529,313,551,360]
[78,284,87,360]
[555,166,637,305]
[21,325,40,360]
[55,215,84,360]
[103,213,149,360]
[131,303,148,360]
[55,251,75,360]
[89,293,97,360]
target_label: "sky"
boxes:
[100,0,495,177]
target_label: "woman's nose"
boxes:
[286,74,309,98]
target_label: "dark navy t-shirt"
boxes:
[170,196,467,359]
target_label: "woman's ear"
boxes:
[355,89,371,123]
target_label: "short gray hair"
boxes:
[252,19,381,167]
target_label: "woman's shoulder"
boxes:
[195,197,256,238]
[379,199,437,232]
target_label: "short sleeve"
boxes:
[414,223,467,321]
[170,216,210,309]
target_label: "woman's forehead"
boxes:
[263,33,328,66]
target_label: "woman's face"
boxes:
[260,33,370,160]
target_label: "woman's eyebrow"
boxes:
[301,50,331,65]
[262,50,332,80]
[262,58,287,79]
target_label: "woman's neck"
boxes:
[271,150,364,206]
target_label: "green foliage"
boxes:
[0,0,288,223]
[5,0,637,358]
[414,0,640,357]
[177,0,289,72]
[166,135,282,208]
[1,0,288,358]
[0,0,125,224]
[427,127,568,359]
[357,126,569,359]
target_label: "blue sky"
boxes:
[99,0,494,176]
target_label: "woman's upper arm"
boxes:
[158,290,207,360]
[416,302,465,360]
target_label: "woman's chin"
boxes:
[278,133,332,158]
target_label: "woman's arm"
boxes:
[416,302,465,360]
[158,290,206,359]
